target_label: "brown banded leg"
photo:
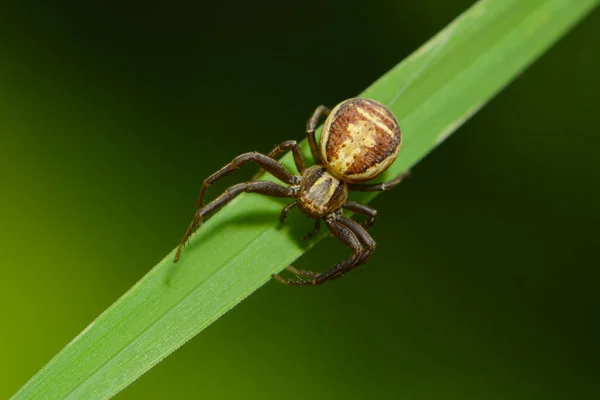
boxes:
[273,215,362,286]
[343,201,378,228]
[175,181,295,262]
[348,171,411,192]
[306,105,331,164]
[323,217,376,283]
[338,217,375,265]
[280,201,297,224]
[196,152,297,212]
[280,217,376,284]
[253,140,305,179]
[301,219,321,240]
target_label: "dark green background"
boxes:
[1,1,599,399]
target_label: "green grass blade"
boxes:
[12,0,598,398]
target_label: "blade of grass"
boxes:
[13,0,598,398]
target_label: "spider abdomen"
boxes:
[176,97,408,286]
[320,98,401,183]
[297,166,348,218]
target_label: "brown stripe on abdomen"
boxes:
[320,98,401,183]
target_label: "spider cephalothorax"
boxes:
[174,97,408,286]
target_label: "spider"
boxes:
[174,97,409,286]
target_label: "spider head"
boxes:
[296,165,348,218]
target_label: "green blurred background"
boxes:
[1,1,599,399]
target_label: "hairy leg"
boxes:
[175,181,296,262]
[196,152,297,212]
[338,217,376,265]
[273,215,362,286]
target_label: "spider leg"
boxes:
[348,171,411,192]
[306,105,331,164]
[343,201,377,228]
[273,215,362,286]
[252,140,306,179]
[279,201,297,224]
[175,181,295,262]
[301,219,321,240]
[284,265,319,278]
[337,217,375,266]
[196,152,297,212]
[321,217,375,283]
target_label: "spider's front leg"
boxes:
[253,140,306,179]
[196,152,297,211]
[175,181,296,262]
[273,214,374,286]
